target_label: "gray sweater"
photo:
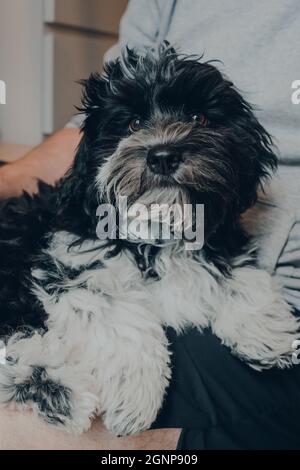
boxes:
[70,0,300,309]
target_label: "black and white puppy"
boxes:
[0,45,299,435]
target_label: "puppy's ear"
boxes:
[57,72,109,212]
[232,97,278,213]
[77,72,109,139]
[57,64,121,207]
[77,53,136,138]
[56,134,99,237]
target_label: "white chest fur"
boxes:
[39,231,218,332]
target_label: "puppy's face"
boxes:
[78,46,276,240]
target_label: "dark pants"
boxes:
[151,326,300,450]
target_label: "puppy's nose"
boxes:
[147,145,182,175]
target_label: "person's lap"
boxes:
[2,326,300,450]
[152,327,300,450]
[0,406,180,450]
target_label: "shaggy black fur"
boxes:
[13,366,72,424]
[0,44,277,336]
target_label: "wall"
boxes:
[0,0,44,145]
[0,0,127,145]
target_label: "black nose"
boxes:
[147,145,182,175]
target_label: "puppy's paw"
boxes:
[43,366,99,435]
[226,320,299,371]
[102,367,170,436]
[101,362,170,436]
[99,324,171,436]
[0,360,98,434]
[103,405,158,436]
[213,267,300,370]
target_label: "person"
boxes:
[1,0,300,450]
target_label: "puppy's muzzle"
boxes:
[147,145,182,175]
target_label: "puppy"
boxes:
[0,45,298,435]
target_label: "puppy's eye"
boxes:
[191,114,208,126]
[129,118,141,133]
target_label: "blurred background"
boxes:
[0,0,128,148]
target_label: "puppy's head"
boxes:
[70,44,276,242]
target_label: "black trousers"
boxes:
[151,326,300,450]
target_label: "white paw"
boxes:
[213,267,300,370]
[103,404,159,436]
[102,368,170,436]
[101,362,170,436]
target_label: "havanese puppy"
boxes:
[0,44,299,436]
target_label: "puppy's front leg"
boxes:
[98,306,171,436]
[51,289,172,436]
[0,330,99,434]
[211,267,300,369]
